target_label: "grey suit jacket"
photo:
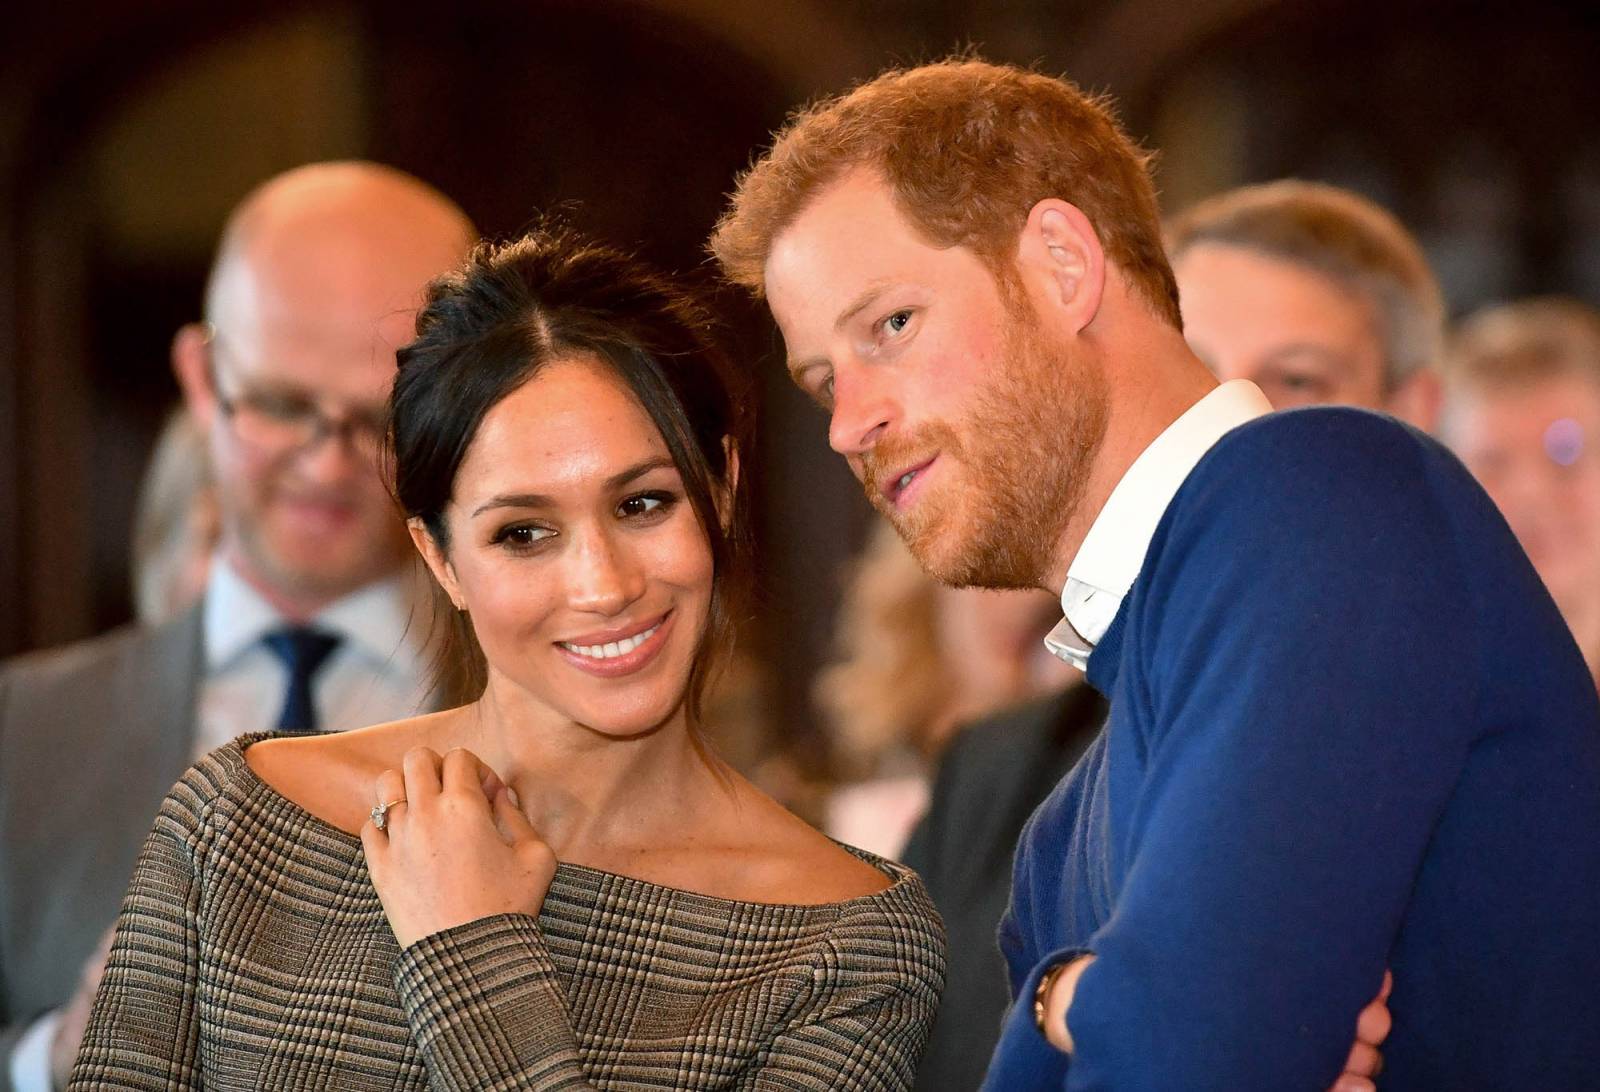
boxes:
[0,605,202,1082]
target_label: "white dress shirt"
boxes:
[1044,380,1272,669]
[195,555,438,753]
[10,556,437,1092]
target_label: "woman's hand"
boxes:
[1331,970,1393,1092]
[362,746,557,949]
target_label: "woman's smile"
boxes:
[555,610,674,678]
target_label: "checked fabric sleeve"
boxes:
[65,737,945,1091]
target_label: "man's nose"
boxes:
[827,365,895,458]
[565,526,645,617]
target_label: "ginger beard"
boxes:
[864,302,1109,590]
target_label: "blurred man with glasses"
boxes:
[0,161,475,1091]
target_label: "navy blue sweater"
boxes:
[983,409,1600,1090]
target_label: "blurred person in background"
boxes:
[0,161,474,1091]
[1167,178,1444,431]
[816,520,1074,859]
[131,408,219,626]
[901,176,1450,1090]
[1442,297,1600,688]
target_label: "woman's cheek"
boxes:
[464,557,554,647]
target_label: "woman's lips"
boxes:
[555,612,673,678]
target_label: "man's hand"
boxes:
[49,927,115,1088]
[1039,961,1394,1090]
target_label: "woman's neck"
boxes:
[450,679,724,860]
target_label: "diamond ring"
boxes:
[370,798,406,831]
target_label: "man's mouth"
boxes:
[883,456,937,508]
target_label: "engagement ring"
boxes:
[370,798,405,831]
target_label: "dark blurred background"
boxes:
[4,0,1598,767]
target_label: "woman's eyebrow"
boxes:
[470,457,677,518]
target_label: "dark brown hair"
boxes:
[389,227,753,721]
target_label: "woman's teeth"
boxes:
[562,623,661,660]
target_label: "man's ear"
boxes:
[1386,368,1443,434]
[409,517,465,610]
[172,323,219,427]
[1014,199,1107,335]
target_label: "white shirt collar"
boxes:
[1044,379,1273,668]
[203,554,429,678]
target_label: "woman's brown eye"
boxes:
[620,492,672,518]
[495,524,553,548]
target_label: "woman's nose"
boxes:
[564,527,645,616]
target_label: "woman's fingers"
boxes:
[1343,1040,1382,1078]
[440,747,483,797]
[402,746,444,804]
[479,760,504,800]
[374,767,406,810]
[492,784,537,843]
[1356,991,1393,1047]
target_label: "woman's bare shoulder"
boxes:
[721,782,894,904]
[243,712,456,834]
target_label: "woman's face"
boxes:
[421,355,715,737]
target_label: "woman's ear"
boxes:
[409,517,465,610]
[716,437,742,533]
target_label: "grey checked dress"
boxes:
[68,736,946,1090]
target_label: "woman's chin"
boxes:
[568,696,686,742]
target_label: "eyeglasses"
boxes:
[202,326,387,462]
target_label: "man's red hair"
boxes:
[710,58,1181,327]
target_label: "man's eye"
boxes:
[883,310,913,335]
[248,392,317,422]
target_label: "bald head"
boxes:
[175,161,475,617]
[205,161,475,354]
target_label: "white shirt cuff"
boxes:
[8,1008,62,1092]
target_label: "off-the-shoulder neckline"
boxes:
[221,732,917,914]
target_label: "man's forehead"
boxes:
[765,173,919,292]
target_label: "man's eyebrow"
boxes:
[834,281,895,333]
[1261,343,1353,372]
[787,353,830,384]
[785,280,900,382]
[469,456,677,517]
